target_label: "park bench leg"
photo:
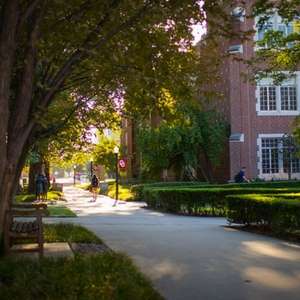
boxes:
[37,215,44,258]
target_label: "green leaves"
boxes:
[137,107,229,179]
[93,133,119,175]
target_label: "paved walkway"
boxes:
[48,182,300,300]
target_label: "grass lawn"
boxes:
[15,191,76,218]
[107,183,134,201]
[0,223,163,300]
[15,191,64,203]
[43,223,102,243]
[47,206,76,217]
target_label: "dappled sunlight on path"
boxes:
[62,183,146,217]
[244,267,300,290]
[242,241,300,261]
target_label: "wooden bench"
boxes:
[4,203,48,258]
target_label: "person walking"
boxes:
[90,174,99,202]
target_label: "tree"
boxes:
[251,1,300,149]
[0,0,238,238]
[251,1,300,75]
[137,106,229,181]
[93,134,118,176]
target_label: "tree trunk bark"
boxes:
[197,151,215,183]
[0,135,31,235]
[0,0,19,192]
[0,157,24,235]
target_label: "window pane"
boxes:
[281,86,297,111]
[261,138,280,174]
[260,86,277,111]
[269,86,276,110]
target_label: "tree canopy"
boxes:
[252,0,300,76]
[137,103,229,181]
[2,0,228,229]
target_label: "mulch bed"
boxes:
[226,224,300,244]
[70,243,111,255]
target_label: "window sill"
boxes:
[257,111,300,116]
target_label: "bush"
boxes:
[131,181,210,201]
[132,180,300,201]
[226,194,300,233]
[143,185,300,216]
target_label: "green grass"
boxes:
[0,253,163,300]
[47,206,77,217]
[107,183,134,201]
[43,223,102,243]
[0,223,163,300]
[15,192,75,217]
[15,191,64,203]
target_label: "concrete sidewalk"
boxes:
[48,182,300,300]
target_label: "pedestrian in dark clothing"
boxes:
[36,174,46,201]
[90,175,99,202]
[234,167,249,183]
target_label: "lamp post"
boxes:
[73,165,76,185]
[113,146,119,206]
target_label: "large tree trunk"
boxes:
[0,144,27,234]
[0,0,20,236]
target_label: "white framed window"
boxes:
[256,74,300,116]
[259,86,276,111]
[254,12,295,48]
[257,134,300,179]
[261,137,280,174]
[280,86,297,111]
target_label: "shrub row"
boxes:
[130,181,209,201]
[143,186,300,216]
[226,194,300,233]
[132,180,300,201]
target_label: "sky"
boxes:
[192,23,207,45]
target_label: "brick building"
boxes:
[121,2,300,182]
[226,2,300,180]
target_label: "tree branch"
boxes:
[35,96,91,140]
[9,2,46,138]
[19,0,42,28]
[41,0,156,109]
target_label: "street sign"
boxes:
[118,158,126,169]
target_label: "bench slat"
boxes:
[5,204,47,257]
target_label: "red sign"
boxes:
[118,158,126,169]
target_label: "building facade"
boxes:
[228,1,300,180]
[121,1,300,182]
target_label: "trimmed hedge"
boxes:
[226,194,300,232]
[132,180,300,201]
[130,181,209,201]
[143,186,300,216]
